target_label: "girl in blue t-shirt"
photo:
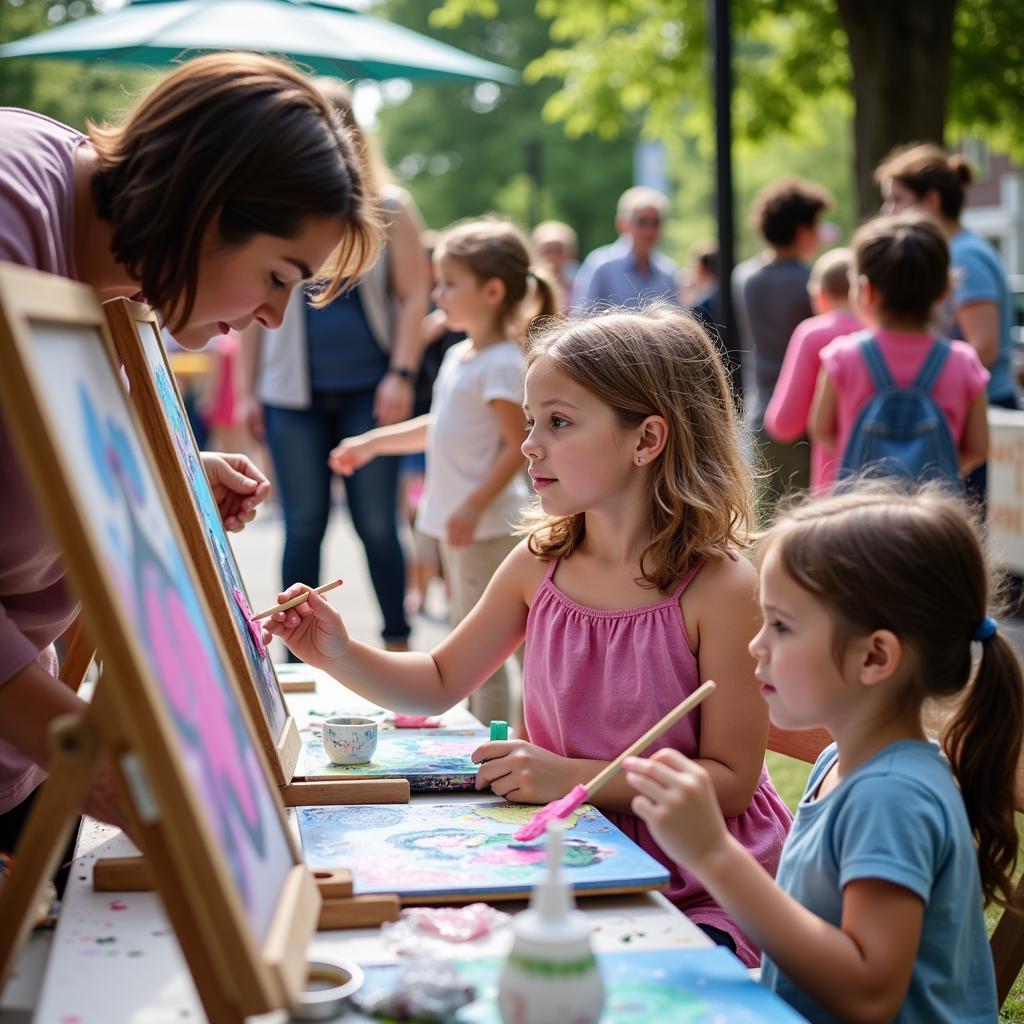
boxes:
[625,485,1022,1023]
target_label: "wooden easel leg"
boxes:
[57,611,96,693]
[0,711,100,991]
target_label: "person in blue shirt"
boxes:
[877,143,1018,502]
[625,485,1022,1023]
[572,187,680,311]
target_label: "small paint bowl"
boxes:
[322,716,378,765]
[290,959,363,1022]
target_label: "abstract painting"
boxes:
[296,728,488,791]
[353,948,806,1023]
[297,800,669,901]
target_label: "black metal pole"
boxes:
[712,0,741,400]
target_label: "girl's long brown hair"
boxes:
[523,305,753,590]
[761,484,1023,908]
[89,52,380,332]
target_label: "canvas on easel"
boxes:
[0,265,318,1022]
[101,299,407,806]
[103,298,301,783]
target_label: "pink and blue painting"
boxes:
[297,800,669,901]
[134,318,289,740]
[30,323,294,942]
[352,949,806,1023]
[296,728,488,790]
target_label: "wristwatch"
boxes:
[388,366,416,382]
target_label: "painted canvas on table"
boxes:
[133,317,289,740]
[296,728,487,790]
[33,324,294,941]
[297,800,669,901]
[352,948,806,1023]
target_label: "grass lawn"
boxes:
[764,752,1024,1021]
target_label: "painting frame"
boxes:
[104,297,301,785]
[0,265,318,1020]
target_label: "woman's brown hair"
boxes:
[435,216,561,341]
[89,52,380,332]
[852,212,950,323]
[875,142,973,220]
[761,484,1024,908]
[522,305,753,590]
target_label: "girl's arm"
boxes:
[474,556,767,814]
[808,368,839,453]
[374,197,431,426]
[686,554,769,817]
[764,325,817,443]
[329,415,432,476]
[263,540,534,714]
[959,391,989,475]
[445,399,526,546]
[626,752,925,1024]
[957,300,1000,368]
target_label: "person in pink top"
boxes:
[264,305,793,966]
[810,214,988,483]
[764,247,862,492]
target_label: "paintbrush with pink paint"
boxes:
[235,580,344,658]
[511,679,717,843]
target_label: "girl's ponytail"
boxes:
[525,264,561,335]
[943,631,1024,908]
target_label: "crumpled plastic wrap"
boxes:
[353,959,475,1021]
[380,903,510,956]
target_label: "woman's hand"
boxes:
[471,739,572,804]
[328,434,378,477]
[200,451,270,531]
[260,583,351,668]
[373,373,414,427]
[445,500,481,546]
[625,749,731,872]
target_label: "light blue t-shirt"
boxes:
[762,740,996,1023]
[572,236,680,311]
[950,229,1017,405]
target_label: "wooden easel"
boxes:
[0,265,398,1022]
[103,298,406,808]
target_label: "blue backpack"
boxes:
[838,334,961,487]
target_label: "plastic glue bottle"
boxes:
[497,821,605,1024]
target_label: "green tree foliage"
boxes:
[374,0,638,255]
[0,0,155,130]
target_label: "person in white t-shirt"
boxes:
[328,217,560,726]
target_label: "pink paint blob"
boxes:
[108,900,127,911]
[512,784,588,842]
[232,587,266,657]
[393,714,442,728]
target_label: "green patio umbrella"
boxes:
[0,0,518,83]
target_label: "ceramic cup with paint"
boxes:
[322,717,378,765]
[498,822,605,1024]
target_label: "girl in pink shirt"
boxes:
[764,247,862,492]
[266,306,792,965]
[810,214,988,483]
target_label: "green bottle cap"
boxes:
[490,720,509,741]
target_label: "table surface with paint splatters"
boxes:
[1,671,713,1024]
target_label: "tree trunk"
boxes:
[837,0,956,218]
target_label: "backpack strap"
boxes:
[912,339,952,395]
[857,334,893,391]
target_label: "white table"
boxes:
[2,672,711,1023]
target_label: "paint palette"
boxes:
[296,799,669,902]
[295,728,488,791]
[351,948,806,1023]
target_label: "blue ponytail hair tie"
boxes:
[972,616,998,643]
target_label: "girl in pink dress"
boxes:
[265,304,792,965]
[809,213,989,484]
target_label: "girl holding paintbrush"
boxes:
[264,305,792,965]
[626,487,1021,1021]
